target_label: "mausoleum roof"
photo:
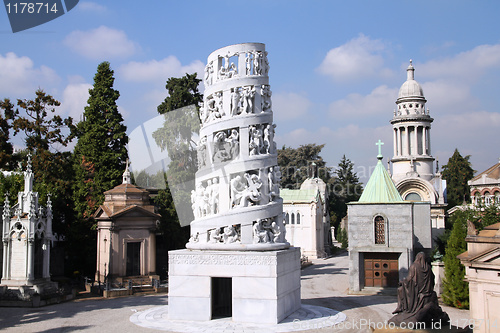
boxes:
[397,61,424,100]
[281,188,321,203]
[358,148,403,203]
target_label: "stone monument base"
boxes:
[168,247,301,324]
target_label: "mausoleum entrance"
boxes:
[364,252,399,288]
[126,242,141,276]
[211,277,232,318]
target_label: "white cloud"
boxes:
[0,52,59,96]
[432,111,500,175]
[422,80,479,116]
[119,56,205,85]
[329,85,397,119]
[58,82,91,120]
[419,43,500,81]
[77,1,106,13]
[273,92,312,121]
[64,26,139,60]
[317,34,392,81]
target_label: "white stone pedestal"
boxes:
[168,247,301,324]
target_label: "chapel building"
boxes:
[348,144,432,292]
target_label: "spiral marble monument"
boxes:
[168,43,301,324]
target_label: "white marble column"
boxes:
[422,126,427,155]
[393,128,397,156]
[398,127,402,157]
[2,240,8,279]
[428,127,432,156]
[404,126,409,155]
[27,240,34,280]
[414,126,418,155]
[43,239,50,279]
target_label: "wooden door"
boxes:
[364,252,399,288]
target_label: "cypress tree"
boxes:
[73,61,128,220]
[442,209,470,309]
[442,149,474,209]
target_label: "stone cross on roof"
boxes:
[376,140,384,160]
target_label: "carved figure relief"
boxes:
[252,217,284,244]
[204,91,225,124]
[261,85,272,112]
[212,128,239,163]
[249,125,263,156]
[204,61,214,86]
[197,136,207,169]
[223,225,240,243]
[231,88,241,116]
[218,53,238,79]
[268,166,281,202]
[230,171,262,208]
[191,177,220,218]
[253,51,262,75]
[241,86,255,114]
[249,124,275,155]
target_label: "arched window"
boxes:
[405,192,422,201]
[374,216,385,245]
[285,213,289,224]
[291,213,295,224]
[296,213,300,225]
[495,191,500,205]
[484,191,491,206]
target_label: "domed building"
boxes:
[390,61,446,241]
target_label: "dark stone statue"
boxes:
[389,252,450,328]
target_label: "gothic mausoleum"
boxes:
[1,155,57,296]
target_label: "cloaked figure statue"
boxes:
[389,252,450,328]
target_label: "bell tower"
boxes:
[391,61,435,183]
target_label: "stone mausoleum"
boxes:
[281,172,331,259]
[93,163,160,284]
[348,143,432,292]
[1,155,56,292]
[168,43,301,324]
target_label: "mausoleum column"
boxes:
[422,126,427,155]
[2,240,8,279]
[398,127,402,157]
[414,126,419,155]
[404,126,409,156]
[27,240,34,280]
[43,239,50,278]
[428,128,432,156]
[393,128,397,156]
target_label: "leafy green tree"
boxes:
[153,73,202,183]
[9,90,76,236]
[277,144,331,189]
[0,99,16,169]
[0,172,23,206]
[442,149,474,209]
[73,61,128,220]
[329,155,363,225]
[152,73,203,227]
[151,73,202,275]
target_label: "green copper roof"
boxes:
[281,189,321,203]
[358,141,403,203]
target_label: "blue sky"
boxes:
[1,1,500,182]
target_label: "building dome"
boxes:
[397,61,424,100]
